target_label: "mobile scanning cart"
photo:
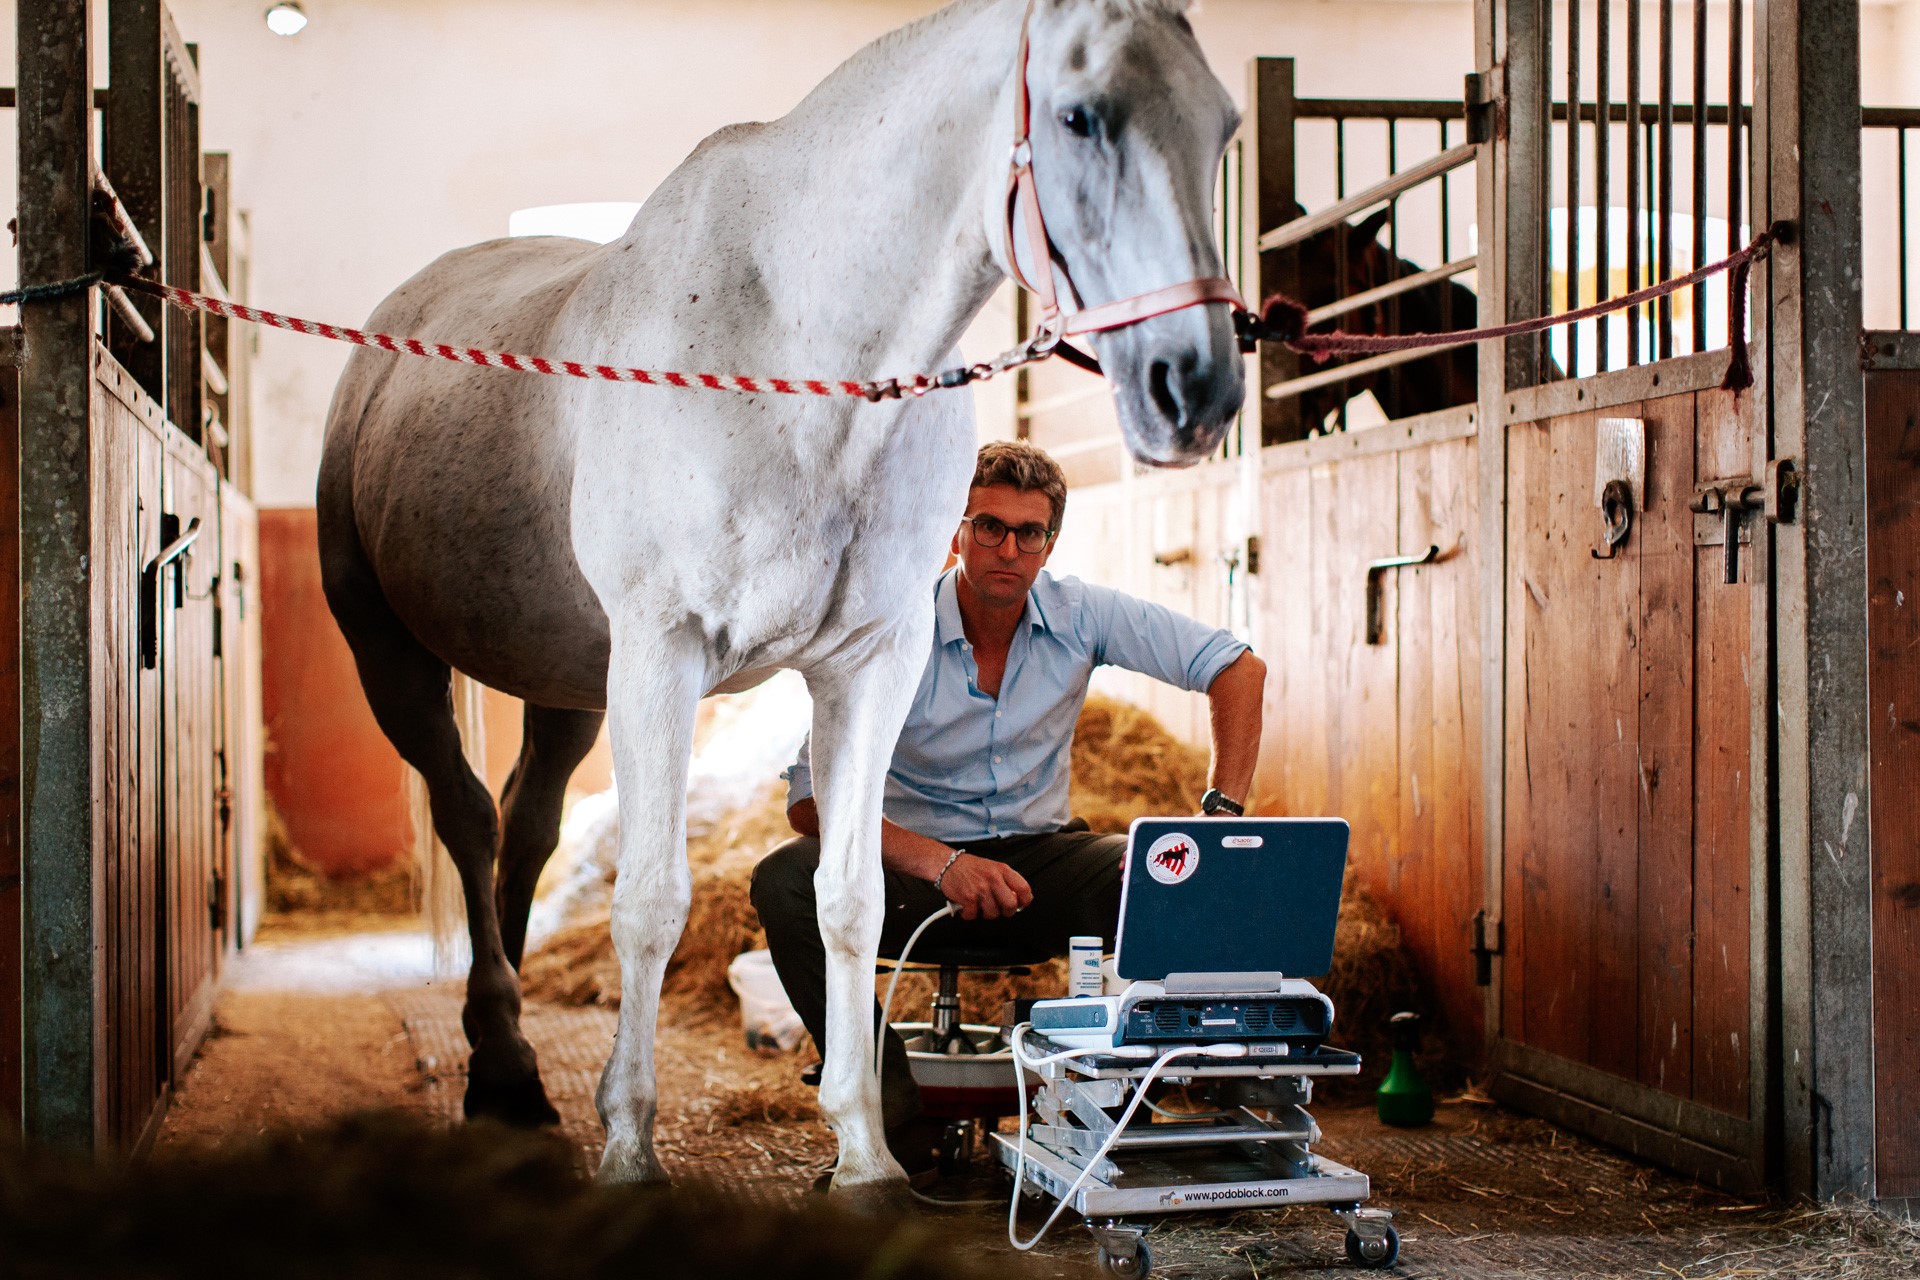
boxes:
[992,1033,1399,1276]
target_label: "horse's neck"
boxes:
[803,0,1017,362]
[717,0,1018,376]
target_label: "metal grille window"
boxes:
[1537,0,1755,379]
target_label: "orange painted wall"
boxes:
[259,507,414,877]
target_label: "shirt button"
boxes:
[993,756,1002,764]
[995,710,1002,718]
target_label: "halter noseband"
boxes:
[1004,0,1245,351]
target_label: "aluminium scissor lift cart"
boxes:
[992,1035,1398,1276]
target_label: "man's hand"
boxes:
[939,853,1034,921]
[789,798,1033,919]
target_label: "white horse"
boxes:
[317,0,1243,1195]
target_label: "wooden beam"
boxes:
[1762,0,1874,1202]
[15,0,100,1151]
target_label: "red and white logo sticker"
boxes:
[1145,832,1201,885]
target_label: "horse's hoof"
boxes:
[464,1053,560,1128]
[828,1173,916,1215]
[596,1140,671,1186]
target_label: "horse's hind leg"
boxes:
[323,582,558,1128]
[496,703,605,970]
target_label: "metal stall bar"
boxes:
[1901,127,1910,330]
[1627,0,1643,363]
[1657,0,1674,358]
[1564,0,1581,375]
[1259,143,1480,252]
[16,0,100,1151]
[1727,0,1744,334]
[1690,0,1709,353]
[1596,0,1612,371]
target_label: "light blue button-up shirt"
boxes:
[782,568,1247,844]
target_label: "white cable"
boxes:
[1005,1027,1249,1252]
[875,902,957,1089]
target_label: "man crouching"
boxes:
[751,440,1267,1181]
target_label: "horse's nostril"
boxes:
[1148,359,1181,424]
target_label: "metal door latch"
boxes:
[1365,545,1440,645]
[1691,481,1764,584]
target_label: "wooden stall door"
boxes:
[1493,390,1765,1190]
[1867,365,1920,1202]
[161,432,224,1079]
[94,353,170,1152]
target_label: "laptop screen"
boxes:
[1113,816,1350,981]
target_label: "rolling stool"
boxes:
[891,940,1052,1174]
[802,941,1054,1174]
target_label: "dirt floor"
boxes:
[153,918,1920,1279]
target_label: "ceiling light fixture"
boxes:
[265,2,308,36]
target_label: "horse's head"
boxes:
[1002,0,1243,467]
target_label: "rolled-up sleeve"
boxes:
[1084,582,1248,692]
[781,735,814,809]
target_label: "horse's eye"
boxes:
[1058,107,1095,139]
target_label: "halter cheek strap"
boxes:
[1004,0,1244,346]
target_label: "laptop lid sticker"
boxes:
[1145,832,1200,885]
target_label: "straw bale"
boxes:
[1069,694,1210,831]
[264,794,416,917]
[522,694,1445,1087]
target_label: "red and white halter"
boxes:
[1002,0,1245,349]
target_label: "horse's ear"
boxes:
[1351,206,1392,247]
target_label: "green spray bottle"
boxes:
[1375,1011,1434,1127]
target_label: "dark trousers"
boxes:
[749,828,1126,1130]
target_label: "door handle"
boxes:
[1365,544,1439,645]
[141,516,202,669]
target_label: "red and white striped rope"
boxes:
[117,277,880,399]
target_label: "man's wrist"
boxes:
[933,849,965,892]
[1200,788,1245,816]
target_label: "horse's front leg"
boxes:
[806,621,932,1201]
[594,627,703,1185]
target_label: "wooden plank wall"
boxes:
[220,490,266,945]
[1055,420,1486,1061]
[1259,425,1484,1057]
[1502,388,1754,1116]
[0,353,18,1135]
[1050,466,1244,751]
[1867,368,1920,1201]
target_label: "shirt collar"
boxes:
[934,568,1056,645]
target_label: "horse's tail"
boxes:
[405,676,487,977]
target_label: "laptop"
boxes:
[1116,816,1350,983]
[1028,816,1351,1053]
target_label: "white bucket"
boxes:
[726,949,808,1052]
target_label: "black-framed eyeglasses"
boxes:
[960,515,1056,554]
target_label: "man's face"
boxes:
[952,484,1057,610]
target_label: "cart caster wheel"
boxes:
[1096,1241,1152,1278]
[937,1123,969,1176]
[1344,1225,1399,1269]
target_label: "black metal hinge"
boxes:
[1472,910,1504,986]
[208,870,228,932]
[1465,69,1502,145]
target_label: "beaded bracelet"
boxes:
[933,849,965,893]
